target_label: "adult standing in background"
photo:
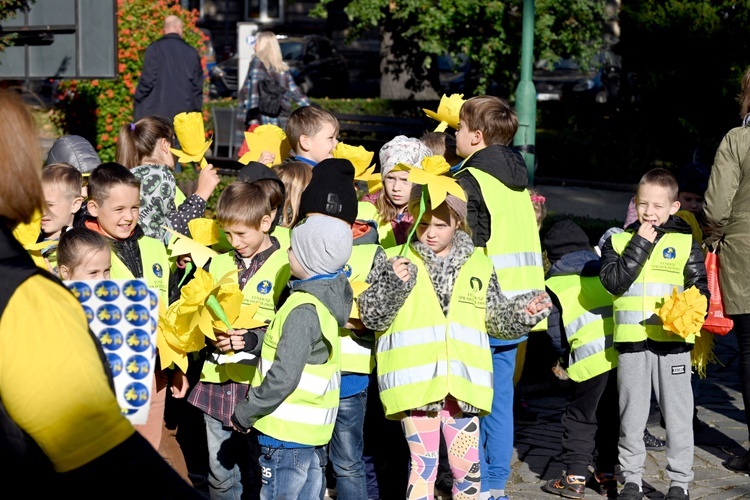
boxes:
[704,65,750,474]
[134,15,203,123]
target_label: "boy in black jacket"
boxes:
[599,168,708,500]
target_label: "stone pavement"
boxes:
[509,332,750,499]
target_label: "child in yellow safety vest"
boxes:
[358,181,551,500]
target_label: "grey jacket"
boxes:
[232,272,353,430]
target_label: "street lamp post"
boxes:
[513,0,537,184]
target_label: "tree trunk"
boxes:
[379,28,440,100]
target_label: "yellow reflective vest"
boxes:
[110,235,169,305]
[546,273,617,382]
[253,292,341,446]
[610,231,694,344]
[201,249,291,384]
[467,168,546,332]
[377,246,494,419]
[357,200,398,249]
[340,244,379,374]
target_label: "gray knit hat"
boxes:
[379,135,432,178]
[291,215,353,277]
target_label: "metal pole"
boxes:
[513,0,537,184]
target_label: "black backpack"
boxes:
[258,75,286,117]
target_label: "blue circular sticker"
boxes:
[67,282,92,303]
[126,329,151,353]
[123,280,149,302]
[94,280,120,302]
[96,304,122,325]
[123,382,150,407]
[82,305,94,324]
[343,264,352,278]
[150,316,158,334]
[124,304,150,326]
[149,290,158,310]
[125,355,151,380]
[152,263,163,278]
[99,328,124,351]
[256,280,272,295]
[120,407,137,416]
[107,353,123,377]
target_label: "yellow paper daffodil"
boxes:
[655,285,708,338]
[170,112,213,168]
[423,93,465,132]
[333,142,380,194]
[397,155,466,210]
[238,124,291,165]
[349,281,370,319]
[188,218,221,246]
[165,226,219,269]
[13,211,48,269]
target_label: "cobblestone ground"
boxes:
[510,332,750,499]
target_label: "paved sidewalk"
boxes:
[510,332,750,499]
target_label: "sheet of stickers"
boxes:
[66,279,159,425]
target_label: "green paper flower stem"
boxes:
[206,294,232,329]
[400,185,427,257]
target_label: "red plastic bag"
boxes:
[703,250,734,335]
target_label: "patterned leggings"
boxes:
[401,398,481,500]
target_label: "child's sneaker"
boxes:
[589,472,617,497]
[665,486,689,500]
[543,474,586,499]
[618,483,644,500]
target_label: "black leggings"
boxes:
[731,314,750,438]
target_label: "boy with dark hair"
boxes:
[285,106,340,166]
[542,221,619,499]
[599,168,709,500]
[453,95,545,500]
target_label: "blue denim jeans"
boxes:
[329,389,368,500]
[259,445,327,500]
[204,413,259,500]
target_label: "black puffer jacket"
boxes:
[599,215,709,355]
[454,145,528,247]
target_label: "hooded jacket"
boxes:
[454,144,529,247]
[599,215,709,354]
[232,272,353,431]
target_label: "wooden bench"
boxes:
[333,113,432,151]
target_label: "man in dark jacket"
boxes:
[134,15,203,122]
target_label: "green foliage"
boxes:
[313,0,607,95]
[309,97,436,116]
[52,0,208,162]
[0,0,34,52]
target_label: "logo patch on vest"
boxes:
[663,247,676,259]
[458,277,486,308]
[342,264,352,278]
[470,277,483,292]
[671,365,686,375]
[257,280,272,295]
[152,263,163,278]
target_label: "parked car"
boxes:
[209,34,349,99]
[437,54,500,95]
[533,50,622,104]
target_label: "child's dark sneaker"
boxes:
[724,450,750,474]
[665,486,689,500]
[590,472,617,497]
[617,482,643,500]
[643,428,666,450]
[543,474,585,499]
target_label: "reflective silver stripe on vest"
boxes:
[269,402,338,425]
[502,289,534,299]
[448,325,490,350]
[376,326,443,354]
[490,252,543,270]
[564,307,613,340]
[261,363,341,396]
[449,359,493,389]
[570,335,614,364]
[378,361,448,392]
[622,283,683,297]
[615,311,663,326]
[341,336,373,356]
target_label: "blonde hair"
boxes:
[273,161,313,227]
[460,96,519,146]
[0,90,44,226]
[254,31,288,73]
[42,163,83,201]
[216,181,274,229]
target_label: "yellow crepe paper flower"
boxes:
[165,226,219,269]
[238,125,291,165]
[333,142,380,193]
[13,211,49,269]
[654,285,708,338]
[423,93,465,132]
[396,155,466,210]
[188,218,221,246]
[170,112,213,168]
